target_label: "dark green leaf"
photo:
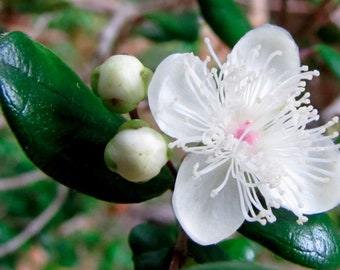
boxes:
[129,223,177,255]
[219,237,260,262]
[129,223,177,270]
[239,208,340,269]
[317,24,340,44]
[183,261,273,270]
[133,248,173,270]
[0,31,173,203]
[141,11,199,42]
[316,44,340,79]
[187,240,228,263]
[198,0,252,47]
[137,41,197,71]
[2,0,70,13]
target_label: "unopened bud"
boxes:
[104,120,169,182]
[91,55,153,113]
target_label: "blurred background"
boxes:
[0,0,340,269]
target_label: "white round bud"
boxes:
[104,126,169,182]
[91,55,153,113]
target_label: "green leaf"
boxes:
[239,209,340,269]
[197,0,252,47]
[183,261,273,270]
[0,31,173,203]
[187,240,228,264]
[129,223,177,270]
[219,237,260,262]
[137,41,197,71]
[316,44,340,79]
[2,0,70,13]
[140,11,199,42]
[317,24,340,44]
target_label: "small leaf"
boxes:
[129,223,177,270]
[141,11,199,42]
[187,240,228,264]
[183,261,273,270]
[0,31,173,203]
[197,0,252,47]
[316,44,340,79]
[239,208,340,269]
[219,237,260,262]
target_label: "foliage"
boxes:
[0,0,340,269]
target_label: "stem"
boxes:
[129,108,140,120]
[300,47,315,62]
[168,228,188,270]
[278,0,288,27]
[296,0,336,37]
[166,161,178,191]
[0,170,48,191]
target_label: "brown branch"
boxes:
[296,0,337,37]
[0,170,48,191]
[168,228,188,270]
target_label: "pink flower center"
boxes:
[234,121,258,145]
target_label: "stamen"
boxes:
[297,215,308,225]
[210,164,232,197]
[262,50,283,70]
[204,37,222,68]
[193,157,229,178]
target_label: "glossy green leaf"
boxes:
[187,240,228,264]
[183,261,273,270]
[316,44,340,79]
[0,31,173,203]
[239,209,340,269]
[219,237,260,262]
[141,11,199,42]
[129,223,177,270]
[198,0,252,47]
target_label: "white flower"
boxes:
[148,24,340,245]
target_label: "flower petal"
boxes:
[148,53,216,140]
[260,137,340,217]
[289,139,340,214]
[172,153,245,245]
[229,24,301,99]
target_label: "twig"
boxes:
[129,107,140,120]
[95,3,138,61]
[278,0,288,27]
[169,228,187,270]
[0,184,68,258]
[249,0,269,26]
[0,115,7,129]
[0,170,48,191]
[300,47,315,62]
[296,0,337,37]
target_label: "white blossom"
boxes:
[148,24,340,245]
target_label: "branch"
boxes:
[168,228,187,270]
[296,0,337,36]
[0,115,7,129]
[0,184,69,258]
[0,170,48,191]
[95,3,137,61]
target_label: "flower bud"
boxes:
[104,120,169,182]
[91,55,153,113]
